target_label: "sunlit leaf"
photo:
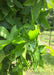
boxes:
[0,26,9,39]
[46,46,54,56]
[0,40,10,49]
[28,26,40,40]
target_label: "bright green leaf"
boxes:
[0,40,10,49]
[0,26,9,39]
[28,26,40,40]
[46,46,54,56]
[12,36,26,44]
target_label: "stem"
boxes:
[22,45,26,75]
[36,36,38,47]
[34,36,38,52]
[49,30,51,46]
[31,7,35,25]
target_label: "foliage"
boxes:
[47,8,54,30]
[0,0,54,75]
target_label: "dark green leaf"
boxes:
[14,0,23,8]
[12,43,25,57]
[1,6,10,17]
[0,13,4,21]
[39,45,46,54]
[0,50,5,63]
[38,16,50,29]
[7,0,14,7]
[24,0,35,6]
[31,0,42,22]
[6,15,15,25]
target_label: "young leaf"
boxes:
[47,0,54,9]
[28,26,40,40]
[46,46,54,56]
[28,30,37,40]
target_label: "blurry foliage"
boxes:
[0,0,54,75]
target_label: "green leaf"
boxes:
[12,63,22,72]
[38,16,50,29]
[12,43,25,57]
[0,50,5,63]
[14,0,23,8]
[0,40,10,49]
[21,56,29,67]
[1,6,10,17]
[32,48,40,72]
[0,26,9,39]
[24,0,35,6]
[40,9,50,17]
[46,46,54,56]
[6,14,15,25]
[34,48,40,61]
[0,13,4,21]
[31,0,42,22]
[47,0,54,9]
[28,26,40,40]
[32,62,37,72]
[0,63,2,70]
[14,18,22,28]
[39,56,44,67]
[0,21,12,30]
[39,45,46,55]
[7,0,14,7]
[51,0,54,9]
[15,44,25,57]
[12,36,26,44]
[28,30,37,40]
[8,25,18,40]
[12,65,18,72]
